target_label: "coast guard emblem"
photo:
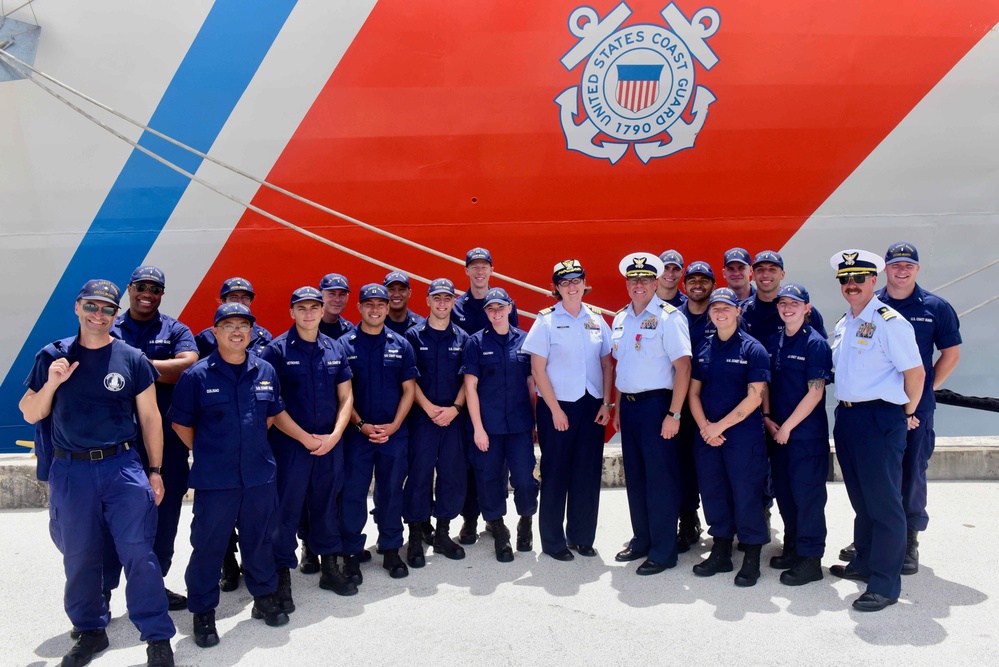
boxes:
[103,373,125,392]
[556,2,720,164]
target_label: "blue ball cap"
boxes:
[684,261,715,281]
[659,250,684,269]
[885,242,919,266]
[428,278,456,296]
[130,265,165,287]
[359,283,389,301]
[220,277,255,299]
[213,302,256,326]
[752,250,784,269]
[290,286,323,306]
[77,279,121,306]
[708,287,740,307]
[319,273,351,292]
[777,282,810,304]
[383,271,410,288]
[724,247,751,266]
[482,287,512,308]
[465,247,493,266]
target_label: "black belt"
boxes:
[837,399,891,408]
[622,389,670,402]
[54,443,131,461]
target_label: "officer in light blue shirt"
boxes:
[828,249,924,613]
[523,260,613,561]
[610,253,692,576]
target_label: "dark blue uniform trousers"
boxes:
[537,395,604,554]
[767,435,828,558]
[471,432,538,521]
[694,423,769,545]
[620,392,682,565]
[834,401,907,599]
[341,430,408,553]
[902,410,934,532]
[273,439,344,568]
[675,402,700,513]
[185,484,279,613]
[48,448,175,641]
[403,415,467,523]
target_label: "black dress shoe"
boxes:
[546,548,575,562]
[146,639,175,667]
[614,547,648,562]
[165,588,188,611]
[62,629,109,667]
[192,610,220,648]
[852,591,898,612]
[636,559,673,576]
[839,542,856,562]
[829,564,870,582]
[569,544,597,557]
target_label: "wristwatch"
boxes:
[355,419,366,431]
[452,403,464,413]
[146,466,163,475]
[669,412,681,421]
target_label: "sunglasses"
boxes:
[134,283,164,295]
[838,273,871,285]
[81,302,118,317]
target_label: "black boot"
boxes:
[383,548,410,579]
[407,523,426,568]
[458,516,478,545]
[692,537,734,577]
[780,556,824,586]
[769,543,799,570]
[299,542,321,575]
[516,515,533,552]
[319,554,358,596]
[146,639,175,667]
[251,593,290,627]
[343,553,363,586]
[735,544,762,587]
[903,529,919,575]
[275,566,295,613]
[192,610,220,648]
[220,551,241,592]
[491,519,514,563]
[62,629,109,667]
[677,510,702,554]
[433,519,466,560]
[420,519,436,545]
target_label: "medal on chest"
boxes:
[635,334,642,351]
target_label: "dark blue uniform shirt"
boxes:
[692,329,770,424]
[405,322,468,407]
[460,327,533,434]
[260,327,353,434]
[27,337,157,453]
[112,311,197,414]
[765,325,833,440]
[663,292,687,308]
[742,295,827,342]
[169,352,285,490]
[340,329,419,428]
[318,317,355,340]
[453,292,520,334]
[384,309,426,336]
[196,323,273,358]
[875,284,962,412]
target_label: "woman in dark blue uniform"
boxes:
[462,288,538,562]
[761,283,832,586]
[688,288,771,587]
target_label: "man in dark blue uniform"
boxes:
[383,271,426,335]
[340,284,419,582]
[260,287,357,607]
[722,247,756,303]
[108,266,198,612]
[655,249,688,308]
[451,247,520,544]
[319,273,356,340]
[20,279,176,667]
[402,278,469,566]
[828,249,924,612]
[195,277,273,358]
[171,303,293,647]
[741,250,827,341]
[839,242,962,574]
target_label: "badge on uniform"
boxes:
[640,316,658,330]
[856,322,876,339]
[583,319,600,330]
[635,334,642,351]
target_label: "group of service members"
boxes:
[21,242,960,667]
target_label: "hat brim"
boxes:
[82,295,120,306]
[214,314,257,326]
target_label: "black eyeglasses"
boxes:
[838,274,870,285]
[134,283,164,295]
[81,302,118,316]
[557,278,583,288]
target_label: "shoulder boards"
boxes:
[660,302,678,314]
[583,304,601,314]
[876,307,897,321]
[836,313,846,325]
[616,306,627,314]
[539,306,555,316]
